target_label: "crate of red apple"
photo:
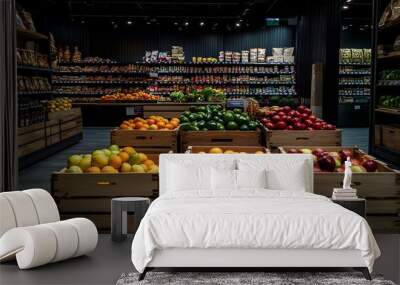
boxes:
[257,105,341,147]
[279,146,400,233]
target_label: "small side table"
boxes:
[332,198,366,218]
[111,197,150,242]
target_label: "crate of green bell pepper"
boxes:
[179,105,263,151]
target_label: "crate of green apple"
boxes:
[179,105,263,151]
[258,105,342,147]
[280,146,400,232]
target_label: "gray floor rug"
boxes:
[116,272,396,285]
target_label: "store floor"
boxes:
[17,127,370,191]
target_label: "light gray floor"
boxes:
[0,235,134,285]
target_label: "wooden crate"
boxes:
[279,146,400,233]
[18,122,46,158]
[180,129,262,152]
[381,124,400,152]
[374,125,382,146]
[18,138,46,157]
[52,154,159,232]
[265,128,342,148]
[45,119,60,146]
[111,128,178,153]
[186,145,270,154]
[49,108,82,121]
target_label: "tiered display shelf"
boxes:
[337,61,371,127]
[371,0,400,167]
[54,61,297,101]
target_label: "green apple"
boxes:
[351,165,367,173]
[300,148,312,154]
[79,156,92,171]
[102,149,112,157]
[68,154,82,167]
[109,144,120,152]
[66,165,83,173]
[334,157,341,168]
[92,150,104,157]
[131,164,145,173]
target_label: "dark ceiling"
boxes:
[18,0,372,29]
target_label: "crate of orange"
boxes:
[111,115,179,153]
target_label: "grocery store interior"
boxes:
[0,0,399,284]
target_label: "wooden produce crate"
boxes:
[17,122,46,158]
[265,128,342,148]
[111,128,178,153]
[45,119,61,146]
[52,154,159,232]
[59,108,83,140]
[186,145,270,154]
[180,129,263,152]
[279,146,400,233]
[381,124,400,152]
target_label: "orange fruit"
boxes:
[144,159,155,167]
[120,124,130,130]
[102,165,118,173]
[149,124,158,130]
[142,124,149,129]
[118,151,130,162]
[165,123,174,130]
[156,121,166,128]
[139,127,148,130]
[135,122,144,129]
[170,120,179,128]
[86,166,101,173]
[109,155,122,169]
[147,119,156,125]
[122,146,136,155]
[171,117,180,123]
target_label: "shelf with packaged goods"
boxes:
[339,62,371,67]
[53,70,295,76]
[57,61,295,67]
[338,83,371,87]
[17,66,53,74]
[377,50,400,60]
[155,81,296,86]
[18,91,53,96]
[52,81,151,86]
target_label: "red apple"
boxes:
[282,106,292,113]
[304,119,314,127]
[275,121,287,130]
[288,110,296,117]
[304,108,312,115]
[338,149,352,163]
[260,118,269,125]
[308,115,316,121]
[277,111,286,117]
[317,155,336,172]
[294,122,306,130]
[271,115,281,123]
[312,148,325,157]
[265,122,275,130]
[313,122,322,130]
[362,160,378,172]
[297,105,307,113]
[287,148,300,153]
[287,125,294,130]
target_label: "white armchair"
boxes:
[0,189,98,269]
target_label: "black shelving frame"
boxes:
[370,0,400,167]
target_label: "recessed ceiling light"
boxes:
[81,20,85,24]
[342,5,349,9]
[199,21,205,27]
[174,22,179,26]
[127,20,132,25]
[146,21,151,25]
[346,0,352,2]
[235,22,241,27]
[184,21,189,26]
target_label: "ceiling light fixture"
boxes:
[346,0,352,2]
[342,5,349,9]
[81,20,85,24]
[184,21,189,26]
[174,22,179,26]
[146,21,151,25]
[199,21,205,27]
[127,20,132,25]
[235,22,241,27]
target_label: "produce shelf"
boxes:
[17,66,53,73]
[338,83,370,87]
[377,51,400,60]
[339,63,371,67]
[52,81,151,86]
[375,107,400,116]
[339,72,371,76]
[53,71,148,76]
[156,81,295,86]
[18,91,53,96]
[58,61,295,67]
